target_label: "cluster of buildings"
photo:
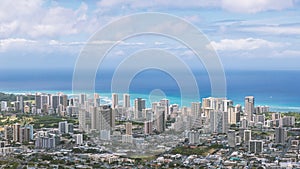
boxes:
[1,92,300,168]
[4,123,34,143]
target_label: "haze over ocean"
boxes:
[0,69,299,112]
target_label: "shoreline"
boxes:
[1,89,299,113]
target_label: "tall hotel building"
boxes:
[134,98,145,119]
[123,93,130,108]
[245,96,255,122]
[112,93,118,109]
[91,105,115,132]
[125,122,132,135]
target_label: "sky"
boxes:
[1,0,300,71]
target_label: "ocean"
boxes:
[0,69,299,112]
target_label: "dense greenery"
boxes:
[0,160,19,169]
[0,92,17,102]
[30,115,78,129]
[171,144,222,156]
[0,114,78,129]
[0,92,35,102]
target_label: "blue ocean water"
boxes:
[0,69,299,112]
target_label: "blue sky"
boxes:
[1,0,300,71]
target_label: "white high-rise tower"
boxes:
[123,93,130,108]
[112,93,118,109]
[245,96,254,122]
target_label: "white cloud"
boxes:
[0,1,93,39]
[0,38,36,52]
[221,0,294,13]
[115,50,125,56]
[97,0,296,13]
[183,15,201,23]
[210,38,282,51]
[240,26,300,35]
[97,0,219,9]
[273,50,300,58]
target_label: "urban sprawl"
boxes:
[0,92,299,168]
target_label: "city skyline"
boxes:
[1,1,300,168]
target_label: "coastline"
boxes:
[1,89,299,113]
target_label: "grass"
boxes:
[171,144,222,156]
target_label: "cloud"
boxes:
[183,15,201,23]
[272,50,300,58]
[0,1,93,39]
[240,25,300,35]
[97,0,219,10]
[115,50,125,56]
[210,38,283,51]
[221,0,294,13]
[97,0,296,14]
[0,38,36,52]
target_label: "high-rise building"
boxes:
[228,130,236,148]
[68,123,74,133]
[134,98,145,120]
[79,94,87,105]
[240,118,248,129]
[188,130,200,145]
[123,93,130,108]
[91,105,114,132]
[281,116,295,127]
[191,102,201,117]
[190,102,202,128]
[222,100,233,112]
[155,105,165,133]
[61,94,68,110]
[202,97,226,111]
[52,95,59,111]
[144,108,153,121]
[74,134,83,145]
[235,104,242,112]
[249,140,263,154]
[58,121,68,134]
[255,115,265,124]
[35,133,59,149]
[144,121,153,135]
[35,94,42,110]
[94,93,99,107]
[13,123,21,142]
[245,96,254,122]
[1,101,7,111]
[255,106,270,114]
[20,125,33,143]
[112,93,118,109]
[125,122,132,135]
[169,104,179,114]
[228,106,236,124]
[4,126,13,141]
[209,110,228,134]
[160,99,170,119]
[243,129,251,146]
[272,113,281,121]
[17,96,23,113]
[78,108,88,132]
[275,127,286,144]
[41,95,49,107]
